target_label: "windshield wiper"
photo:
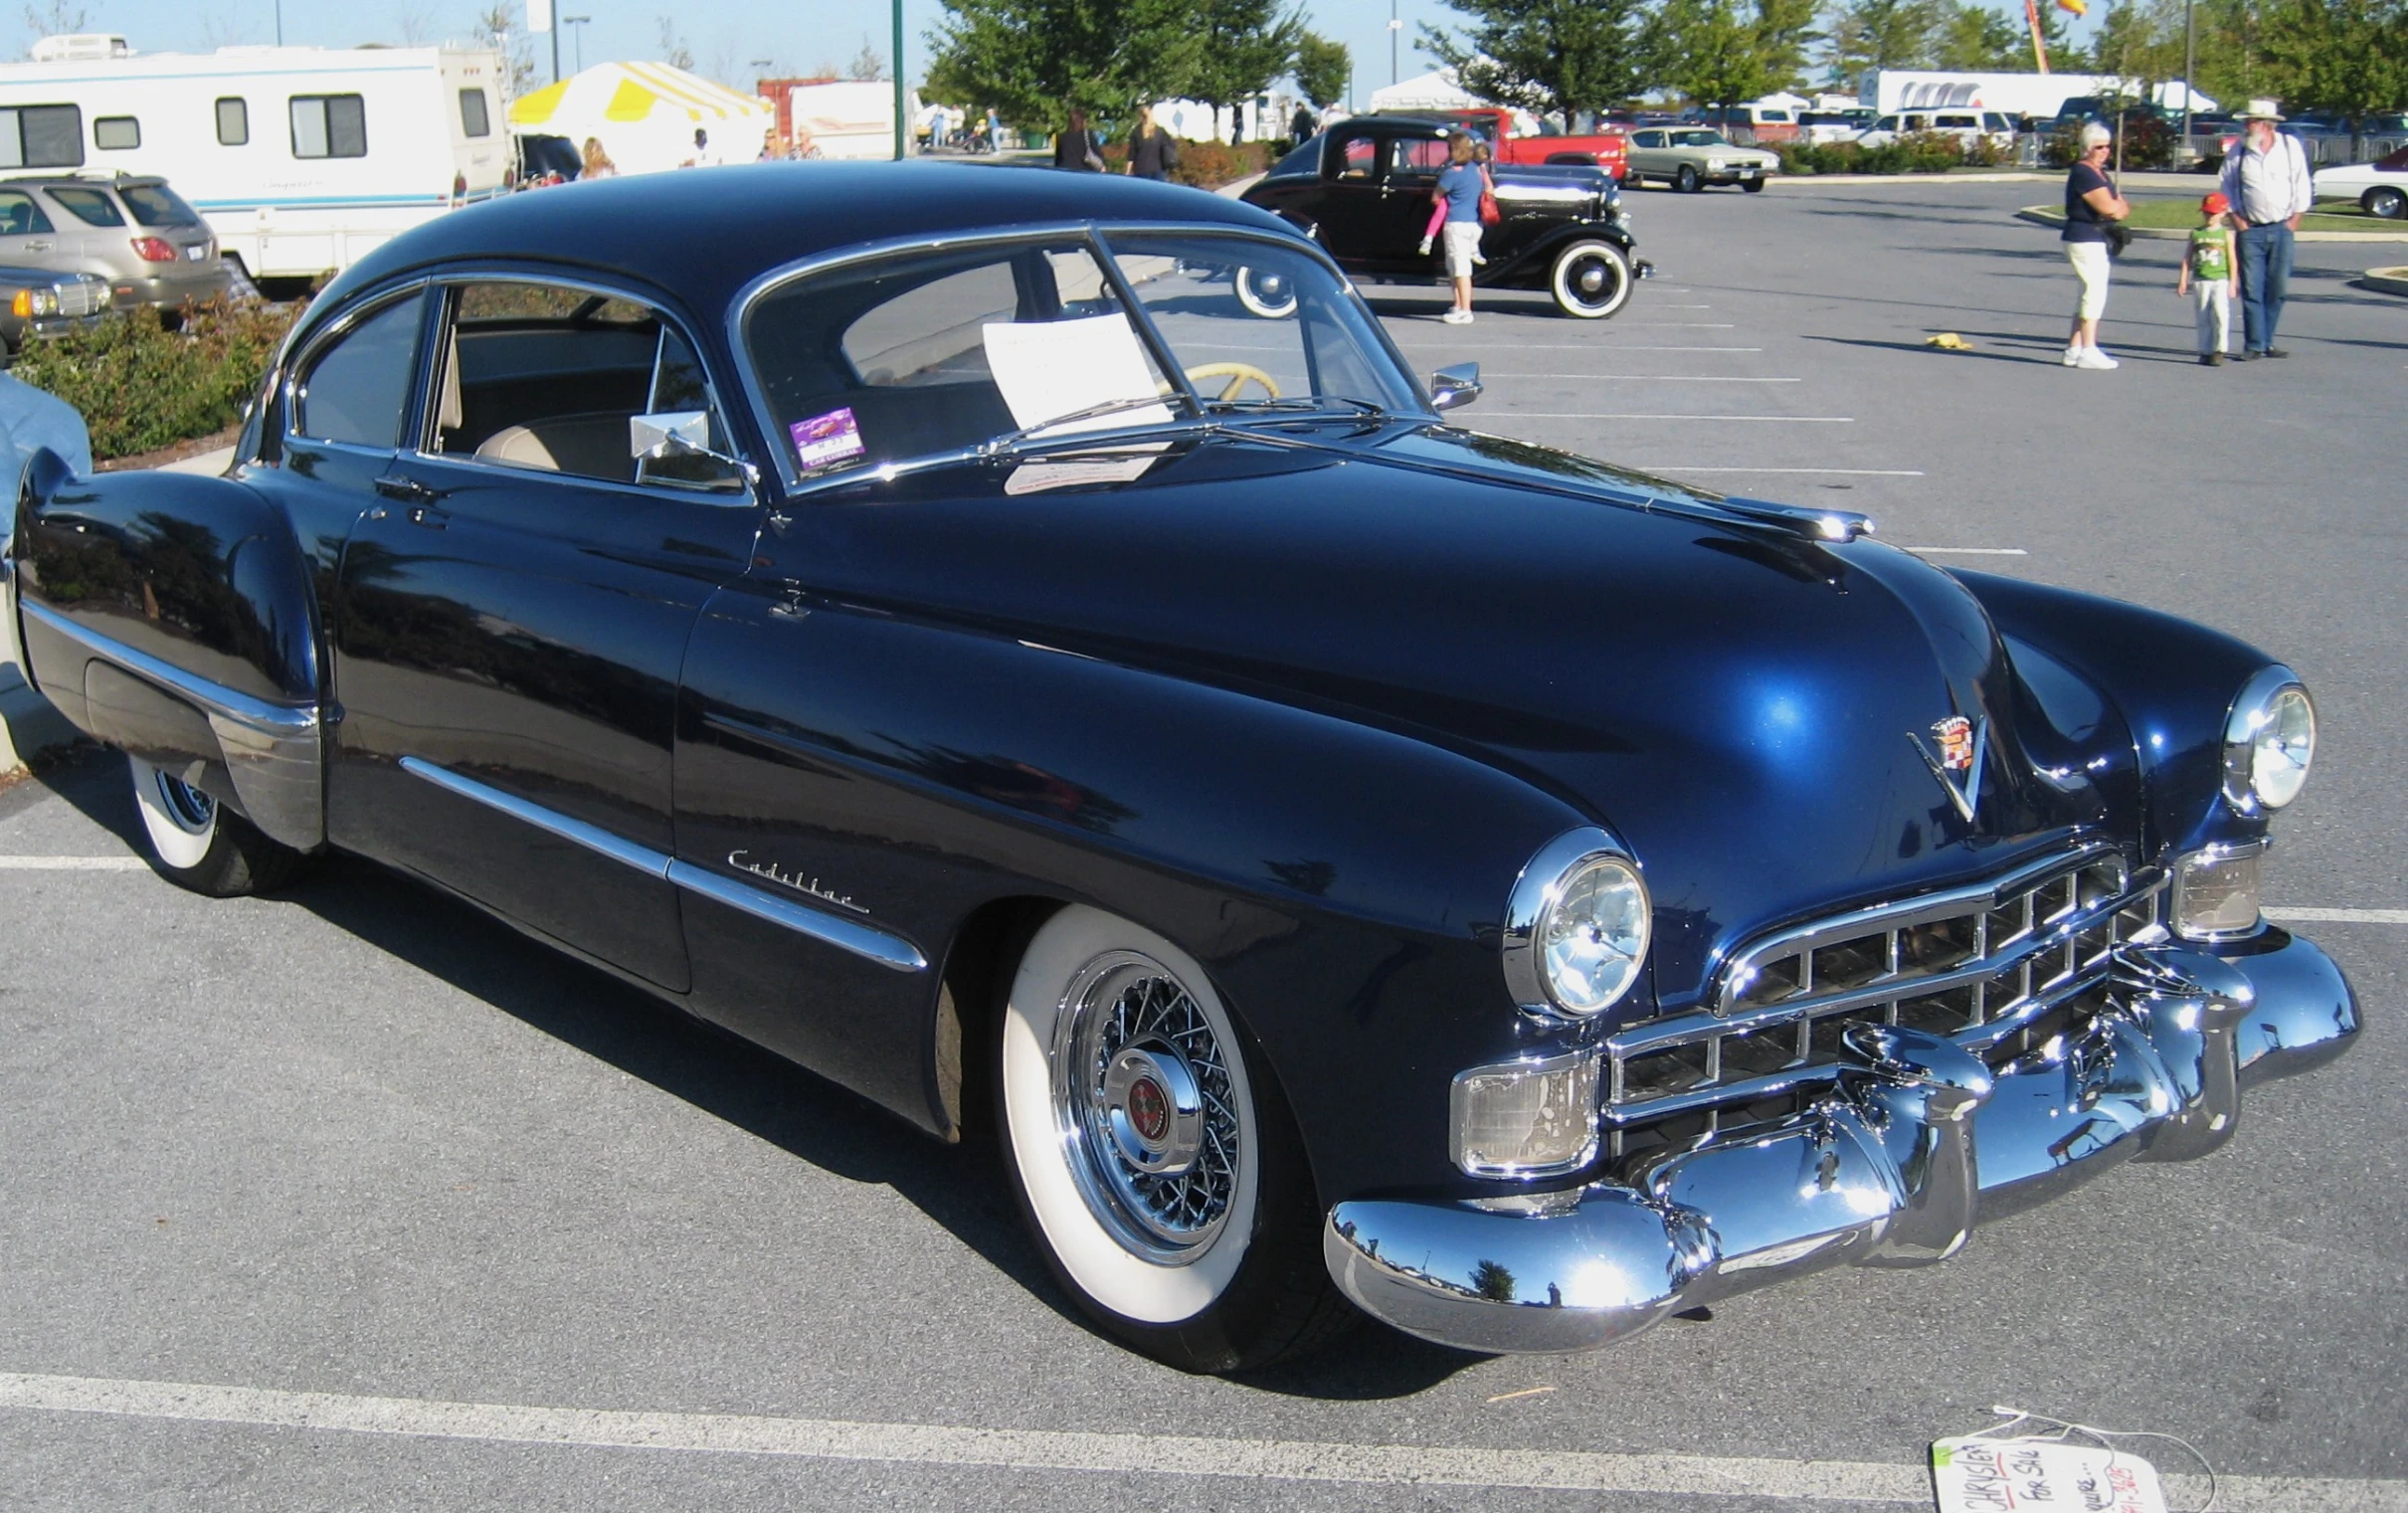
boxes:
[979,395,1202,457]
[1205,396,1392,420]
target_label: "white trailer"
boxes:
[0,38,508,282]
[1864,71,2117,119]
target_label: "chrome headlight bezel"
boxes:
[2222,666,2315,815]
[1502,828,1651,1021]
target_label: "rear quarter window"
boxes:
[46,186,124,226]
[119,184,200,227]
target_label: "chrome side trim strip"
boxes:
[399,756,672,877]
[22,600,315,737]
[396,755,927,975]
[24,600,325,851]
[666,859,927,974]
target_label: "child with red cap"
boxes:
[2177,192,2240,365]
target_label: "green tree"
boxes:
[1755,0,1825,90]
[925,0,1202,132]
[1418,0,1651,121]
[1292,30,1352,108]
[1189,0,1302,143]
[2260,0,2408,152]
[1646,0,1775,110]
[1819,0,1942,86]
[1933,0,2029,67]
[1469,1259,1518,1302]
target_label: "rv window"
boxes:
[294,292,426,450]
[120,183,200,227]
[0,189,53,236]
[46,187,125,227]
[0,104,85,168]
[290,95,367,159]
[217,97,249,146]
[94,115,139,150]
[459,89,490,138]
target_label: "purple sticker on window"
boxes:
[790,406,865,470]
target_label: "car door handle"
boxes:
[373,474,436,502]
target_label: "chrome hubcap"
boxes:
[1052,951,1241,1261]
[153,769,215,834]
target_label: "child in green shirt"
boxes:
[2177,192,2240,366]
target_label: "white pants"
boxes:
[2192,281,2231,354]
[2067,242,2111,321]
[1443,221,1484,278]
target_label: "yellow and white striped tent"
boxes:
[508,62,773,176]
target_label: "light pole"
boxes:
[274,0,283,45]
[1389,0,1402,90]
[564,15,589,74]
[892,0,907,161]
[2180,0,2196,144]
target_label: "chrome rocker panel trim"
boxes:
[1324,929,2358,1354]
[399,756,927,974]
[19,599,324,851]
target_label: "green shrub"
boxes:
[13,299,298,461]
[1773,131,1975,176]
[2041,114,2173,170]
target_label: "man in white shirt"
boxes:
[2217,98,2315,359]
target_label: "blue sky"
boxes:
[33,0,2099,107]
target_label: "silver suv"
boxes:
[0,174,233,314]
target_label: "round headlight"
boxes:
[2223,669,2315,813]
[1503,830,1651,1019]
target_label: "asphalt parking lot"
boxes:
[3,177,2403,1510]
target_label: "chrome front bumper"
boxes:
[1324,930,2358,1354]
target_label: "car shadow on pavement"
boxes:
[19,749,1478,1399]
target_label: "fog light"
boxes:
[2171,845,2262,941]
[1451,1047,1599,1178]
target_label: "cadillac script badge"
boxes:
[1908,714,1987,824]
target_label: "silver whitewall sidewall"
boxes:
[128,757,217,870]
[1002,905,1262,1324]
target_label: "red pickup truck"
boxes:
[1403,107,1630,181]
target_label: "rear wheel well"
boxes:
[930,896,1062,1142]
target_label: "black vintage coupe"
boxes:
[0,164,2356,1373]
[1243,116,1648,318]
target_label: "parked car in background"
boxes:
[1800,108,1874,144]
[2313,145,2408,218]
[1855,110,2016,153]
[0,161,2358,1375]
[1394,106,1629,181]
[1712,103,1802,145]
[1622,127,1779,191]
[1247,116,1649,317]
[0,265,107,354]
[0,173,232,313]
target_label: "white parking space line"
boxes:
[1483,375,1799,383]
[0,854,146,870]
[1899,547,2029,556]
[1640,468,1924,476]
[1495,413,1854,423]
[7,1372,2398,1509]
[1391,345,1763,353]
[2266,907,2408,925]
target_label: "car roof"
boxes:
[330,162,1292,321]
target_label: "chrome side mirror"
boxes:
[630,410,758,494]
[1430,362,1482,413]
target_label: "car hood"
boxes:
[778,427,2136,1007]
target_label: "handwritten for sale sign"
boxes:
[1932,1436,2166,1513]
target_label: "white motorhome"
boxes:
[0,37,508,282]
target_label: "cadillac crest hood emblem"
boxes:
[1910,714,1987,823]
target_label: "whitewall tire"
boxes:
[127,756,308,896]
[1550,240,1633,319]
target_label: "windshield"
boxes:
[744,230,1417,482]
[119,183,201,227]
[1670,130,1731,148]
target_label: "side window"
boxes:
[458,89,490,138]
[290,95,367,159]
[294,292,427,450]
[0,189,53,235]
[0,103,84,168]
[1634,130,1662,148]
[94,115,139,150]
[1761,109,1791,123]
[46,187,124,227]
[1332,133,1376,179]
[216,97,249,146]
[1390,137,1450,180]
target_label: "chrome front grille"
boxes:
[1604,844,2163,1160]
[55,282,102,317]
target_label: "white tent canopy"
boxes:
[508,61,772,175]
[1367,70,1481,113]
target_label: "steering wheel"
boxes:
[1182,362,1282,403]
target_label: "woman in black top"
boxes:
[1126,104,1178,180]
[2060,121,2130,369]
[1054,108,1102,171]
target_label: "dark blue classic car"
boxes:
[0,165,2355,1372]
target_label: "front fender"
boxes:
[1951,569,2279,857]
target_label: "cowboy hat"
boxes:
[2241,97,2285,120]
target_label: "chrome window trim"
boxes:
[400,272,760,508]
[282,279,434,452]
[398,755,926,974]
[725,219,1439,495]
